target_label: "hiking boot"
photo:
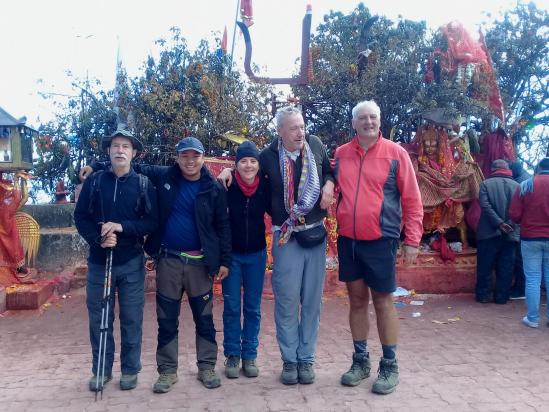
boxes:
[197,369,221,389]
[297,362,315,384]
[120,373,138,390]
[242,358,259,378]
[522,316,539,328]
[341,352,371,386]
[89,374,112,392]
[153,373,178,393]
[225,355,240,379]
[280,362,298,385]
[372,357,399,395]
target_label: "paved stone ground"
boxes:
[1,289,548,412]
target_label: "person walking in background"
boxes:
[509,157,549,328]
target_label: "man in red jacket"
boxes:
[335,100,423,394]
[509,157,549,328]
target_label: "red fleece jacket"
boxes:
[334,135,424,246]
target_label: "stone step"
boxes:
[5,281,54,310]
[21,203,76,229]
[35,227,88,273]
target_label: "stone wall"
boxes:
[21,204,88,273]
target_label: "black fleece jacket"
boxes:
[74,168,158,266]
[227,171,270,254]
[90,162,232,275]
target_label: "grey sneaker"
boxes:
[372,358,399,395]
[89,374,112,392]
[297,362,315,384]
[341,352,371,386]
[120,373,138,390]
[225,355,240,379]
[280,362,298,385]
[153,373,178,393]
[197,368,221,389]
[242,358,259,378]
[522,316,539,328]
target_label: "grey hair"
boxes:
[275,106,302,129]
[352,100,381,119]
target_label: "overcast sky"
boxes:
[1,0,543,127]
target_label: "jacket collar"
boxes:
[106,166,138,179]
[351,131,384,154]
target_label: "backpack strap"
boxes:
[136,173,152,216]
[87,170,105,222]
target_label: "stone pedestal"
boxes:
[21,204,88,273]
[396,250,476,294]
[5,281,54,310]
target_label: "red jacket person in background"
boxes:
[509,157,549,329]
[334,100,423,394]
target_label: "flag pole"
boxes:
[230,0,241,68]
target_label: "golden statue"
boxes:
[411,125,484,249]
[0,171,39,286]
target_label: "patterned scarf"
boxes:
[278,138,320,245]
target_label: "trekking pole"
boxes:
[95,248,113,401]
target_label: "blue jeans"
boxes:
[271,231,326,364]
[522,240,549,323]
[222,249,267,360]
[86,254,145,376]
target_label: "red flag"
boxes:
[478,30,505,123]
[221,26,228,52]
[241,0,253,27]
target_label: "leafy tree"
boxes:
[128,28,274,165]
[294,1,548,162]
[32,29,274,196]
[484,2,549,165]
[35,75,117,197]
[296,4,432,143]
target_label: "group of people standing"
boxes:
[74,99,430,396]
[475,156,549,328]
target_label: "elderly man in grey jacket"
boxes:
[475,159,520,304]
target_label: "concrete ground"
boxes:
[0,289,548,412]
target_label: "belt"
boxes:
[161,248,205,265]
[272,219,324,233]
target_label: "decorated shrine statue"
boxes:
[0,172,37,286]
[409,124,484,248]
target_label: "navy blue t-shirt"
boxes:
[161,177,201,251]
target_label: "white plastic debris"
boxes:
[393,287,410,297]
